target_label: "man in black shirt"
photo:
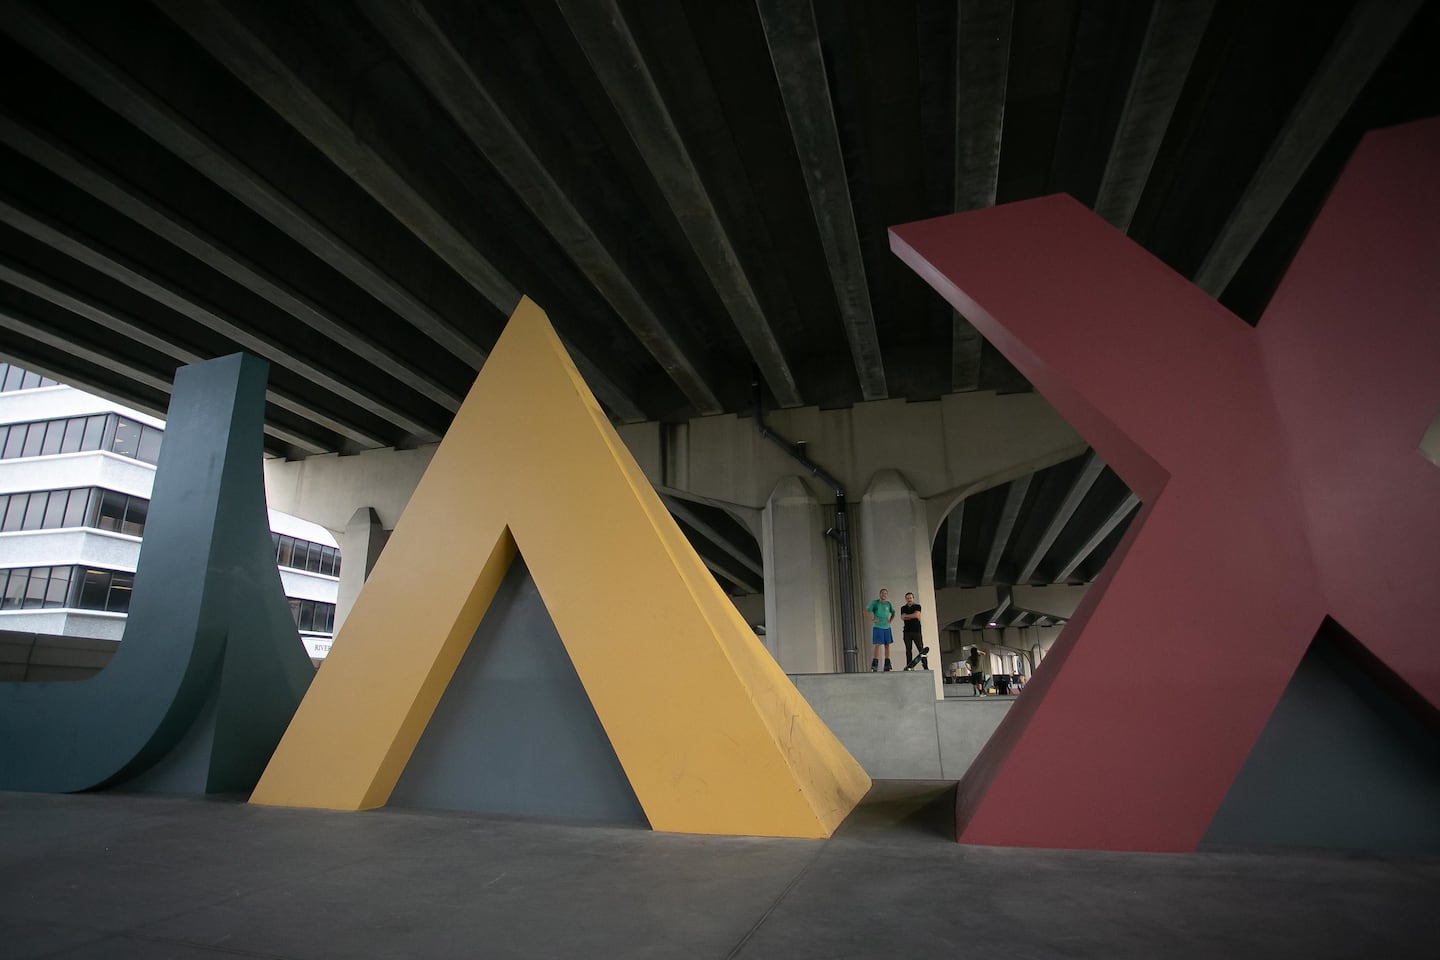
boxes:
[900,592,929,670]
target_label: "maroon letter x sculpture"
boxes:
[891,118,1440,851]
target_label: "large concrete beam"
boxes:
[353,0,716,419]
[1014,451,1105,584]
[155,0,654,423]
[1093,0,1216,231]
[1052,493,1140,582]
[0,113,461,416]
[551,0,802,410]
[0,257,349,451]
[0,1,492,375]
[0,195,403,447]
[954,0,1015,213]
[756,0,886,401]
[980,474,1030,586]
[944,500,964,588]
[0,305,337,456]
[1193,0,1423,296]
[151,0,517,313]
[949,0,1015,392]
[661,495,763,580]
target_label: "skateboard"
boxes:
[905,646,930,670]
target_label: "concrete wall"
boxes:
[619,391,1083,513]
[265,390,1082,534]
[790,671,1015,780]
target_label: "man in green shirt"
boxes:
[865,588,896,672]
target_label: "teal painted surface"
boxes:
[1202,621,1440,854]
[388,557,647,824]
[0,354,314,794]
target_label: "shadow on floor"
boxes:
[832,779,957,843]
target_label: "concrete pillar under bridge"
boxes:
[264,389,1085,688]
[335,507,390,632]
[761,477,839,673]
[858,470,943,697]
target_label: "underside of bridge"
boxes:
[0,0,1435,601]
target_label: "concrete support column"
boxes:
[334,507,390,632]
[858,470,942,697]
[761,477,838,673]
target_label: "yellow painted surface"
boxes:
[251,298,870,838]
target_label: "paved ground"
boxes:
[2,783,1437,959]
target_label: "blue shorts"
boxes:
[871,626,893,646]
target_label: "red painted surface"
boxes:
[889,118,1440,851]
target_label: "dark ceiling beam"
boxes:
[954,0,1015,211]
[980,474,1031,586]
[0,2,491,373]
[950,0,1014,391]
[662,495,763,580]
[699,553,762,597]
[945,501,964,587]
[0,257,375,450]
[154,0,652,424]
[0,113,462,416]
[0,257,201,366]
[0,195,417,446]
[552,0,803,410]
[988,586,1014,625]
[756,0,886,402]
[1014,451,1105,584]
[1193,0,1423,296]
[151,0,517,313]
[1053,493,1140,582]
[351,0,710,420]
[1092,0,1216,232]
[0,305,326,454]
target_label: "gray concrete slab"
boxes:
[791,671,943,779]
[791,672,1015,780]
[2,790,1438,960]
[936,697,1013,779]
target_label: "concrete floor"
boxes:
[2,784,1437,959]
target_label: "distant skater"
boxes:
[967,646,986,696]
[866,588,896,672]
[900,592,928,669]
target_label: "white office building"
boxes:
[0,363,337,661]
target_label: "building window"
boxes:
[272,532,341,577]
[0,565,74,610]
[287,597,336,633]
[0,488,148,537]
[0,364,59,393]
[0,414,162,465]
[72,567,134,613]
[289,595,339,633]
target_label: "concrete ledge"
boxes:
[790,671,1015,780]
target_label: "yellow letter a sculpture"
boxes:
[251,298,869,838]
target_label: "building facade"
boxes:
[0,363,337,661]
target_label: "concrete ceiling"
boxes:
[0,0,1435,603]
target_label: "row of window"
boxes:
[2,487,343,580]
[0,364,59,393]
[290,597,336,634]
[273,532,341,577]
[0,487,150,536]
[2,563,337,637]
[0,413,163,465]
[0,565,134,613]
